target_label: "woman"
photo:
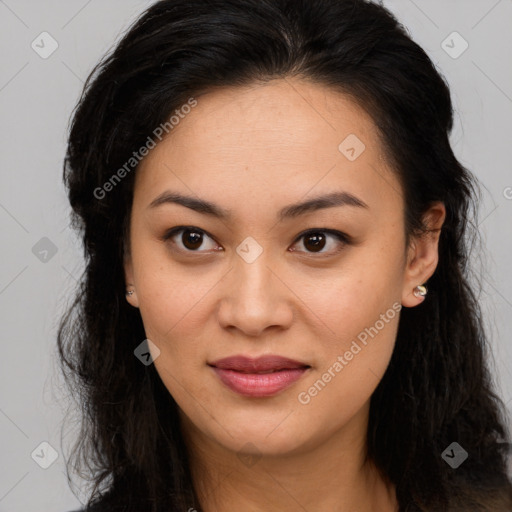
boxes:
[59,0,512,510]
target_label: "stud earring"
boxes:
[126,289,134,296]
[413,284,427,298]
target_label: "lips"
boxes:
[209,355,311,397]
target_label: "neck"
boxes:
[180,403,398,512]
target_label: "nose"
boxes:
[216,252,294,338]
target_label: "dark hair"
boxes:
[58,0,512,510]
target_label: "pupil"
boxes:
[305,233,325,252]
[183,229,203,250]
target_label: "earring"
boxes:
[126,289,134,296]
[413,284,427,298]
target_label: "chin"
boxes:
[208,411,317,457]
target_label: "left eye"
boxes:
[291,229,349,255]
[162,226,349,255]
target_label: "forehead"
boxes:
[134,78,402,218]
[163,78,380,154]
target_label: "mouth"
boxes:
[208,355,311,397]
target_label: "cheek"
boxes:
[297,304,400,424]
[295,243,403,406]
[131,239,204,338]
[137,277,210,349]
[301,250,403,345]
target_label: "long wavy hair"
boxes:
[58,0,512,510]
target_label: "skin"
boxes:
[124,77,445,512]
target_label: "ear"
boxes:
[124,251,140,308]
[401,201,446,308]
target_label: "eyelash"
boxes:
[161,225,351,257]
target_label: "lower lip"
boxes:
[211,367,309,397]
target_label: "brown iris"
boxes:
[181,229,204,250]
[302,232,326,252]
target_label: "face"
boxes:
[124,77,445,458]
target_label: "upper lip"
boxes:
[209,355,310,372]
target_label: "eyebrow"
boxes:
[148,190,369,220]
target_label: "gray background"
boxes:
[0,1,511,511]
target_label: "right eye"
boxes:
[162,226,222,254]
